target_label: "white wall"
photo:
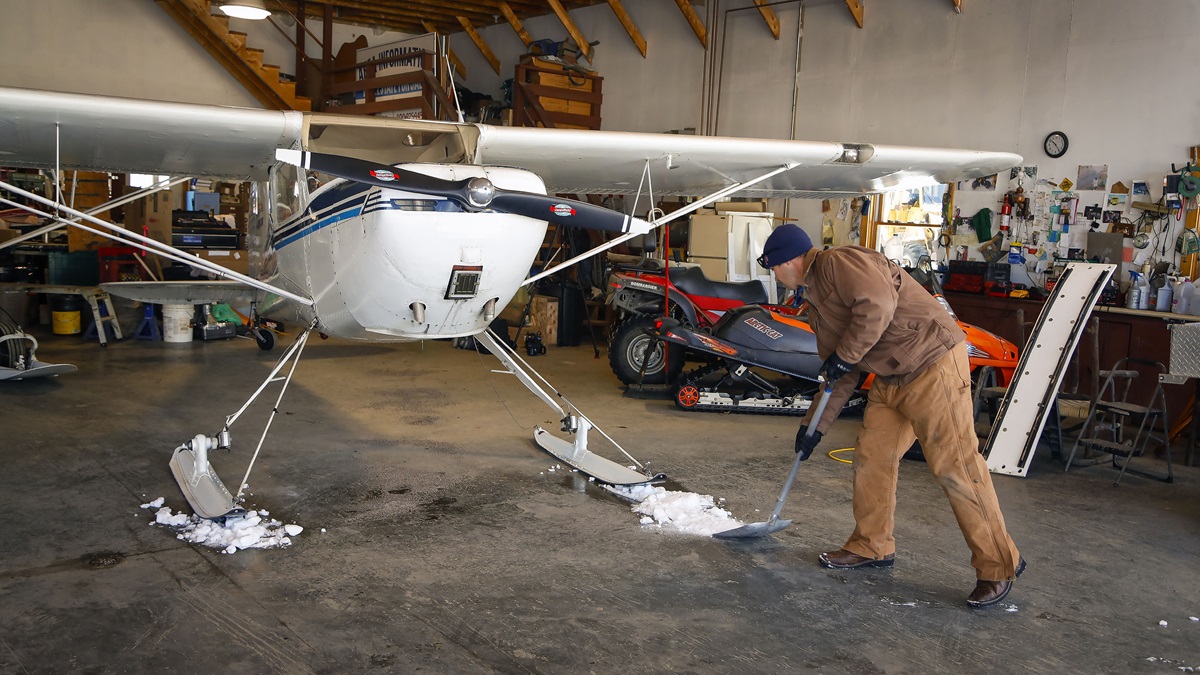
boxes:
[3,0,1198,280]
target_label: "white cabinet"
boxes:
[687,212,777,302]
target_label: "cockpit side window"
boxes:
[271,160,305,223]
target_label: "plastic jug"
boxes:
[1173,278,1195,314]
[1154,280,1173,311]
[883,234,905,263]
[1136,276,1152,310]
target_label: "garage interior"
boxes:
[2,0,1200,673]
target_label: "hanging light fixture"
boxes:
[219,0,270,20]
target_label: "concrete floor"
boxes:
[2,322,1199,674]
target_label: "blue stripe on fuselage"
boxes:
[272,179,374,248]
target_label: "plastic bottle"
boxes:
[1136,275,1152,310]
[1126,272,1141,309]
[1173,277,1195,315]
[1155,279,1173,312]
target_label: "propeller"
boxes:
[276,149,653,235]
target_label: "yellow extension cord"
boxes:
[827,448,855,464]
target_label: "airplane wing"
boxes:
[0,87,303,179]
[101,281,260,305]
[0,87,1018,198]
[470,125,1021,199]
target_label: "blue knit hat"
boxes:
[758,224,814,268]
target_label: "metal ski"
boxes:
[169,434,245,520]
[476,330,663,486]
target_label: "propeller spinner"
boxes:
[276,149,653,235]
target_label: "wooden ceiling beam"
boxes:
[951,0,962,13]
[457,15,501,75]
[673,0,706,48]
[751,0,780,40]
[605,0,646,58]
[498,1,533,47]
[547,0,592,60]
[844,0,864,28]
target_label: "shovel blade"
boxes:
[712,517,793,539]
[169,446,245,520]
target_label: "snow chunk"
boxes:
[1190,616,1199,622]
[1160,620,1169,627]
[608,484,743,536]
[147,504,299,553]
[140,497,165,509]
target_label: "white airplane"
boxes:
[0,86,1021,519]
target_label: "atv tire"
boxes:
[609,315,684,385]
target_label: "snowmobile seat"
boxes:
[668,266,768,304]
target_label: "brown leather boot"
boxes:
[967,557,1027,608]
[819,548,895,569]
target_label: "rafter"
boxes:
[498,1,533,47]
[751,0,780,40]
[951,0,962,12]
[547,0,592,60]
[457,15,500,75]
[844,0,864,28]
[673,0,706,48]
[604,0,646,58]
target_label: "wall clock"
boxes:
[1044,131,1068,158]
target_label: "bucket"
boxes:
[162,303,194,343]
[50,294,82,335]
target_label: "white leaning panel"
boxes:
[984,263,1116,477]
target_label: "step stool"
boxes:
[80,291,123,347]
[1064,358,1173,485]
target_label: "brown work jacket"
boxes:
[801,245,965,433]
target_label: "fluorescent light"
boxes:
[219,0,270,20]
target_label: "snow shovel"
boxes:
[714,383,834,539]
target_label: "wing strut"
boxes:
[0,179,314,307]
[522,162,798,287]
[475,329,663,486]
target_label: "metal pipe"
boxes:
[0,176,192,251]
[0,181,313,307]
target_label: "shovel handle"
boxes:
[767,384,834,521]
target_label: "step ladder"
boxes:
[1064,358,1173,485]
[80,290,123,347]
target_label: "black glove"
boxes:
[795,426,824,460]
[819,353,856,383]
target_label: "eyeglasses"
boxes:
[756,253,770,269]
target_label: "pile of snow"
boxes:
[141,498,302,554]
[607,484,743,536]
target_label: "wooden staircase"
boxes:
[155,0,311,111]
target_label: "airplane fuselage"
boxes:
[253,163,549,340]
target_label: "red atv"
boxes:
[605,255,800,384]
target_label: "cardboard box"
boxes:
[530,295,558,347]
[195,249,250,276]
[688,214,731,258]
[126,186,182,244]
[715,201,766,213]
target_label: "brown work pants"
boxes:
[842,343,1021,581]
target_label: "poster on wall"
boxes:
[1076,165,1108,191]
[1106,193,1128,208]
